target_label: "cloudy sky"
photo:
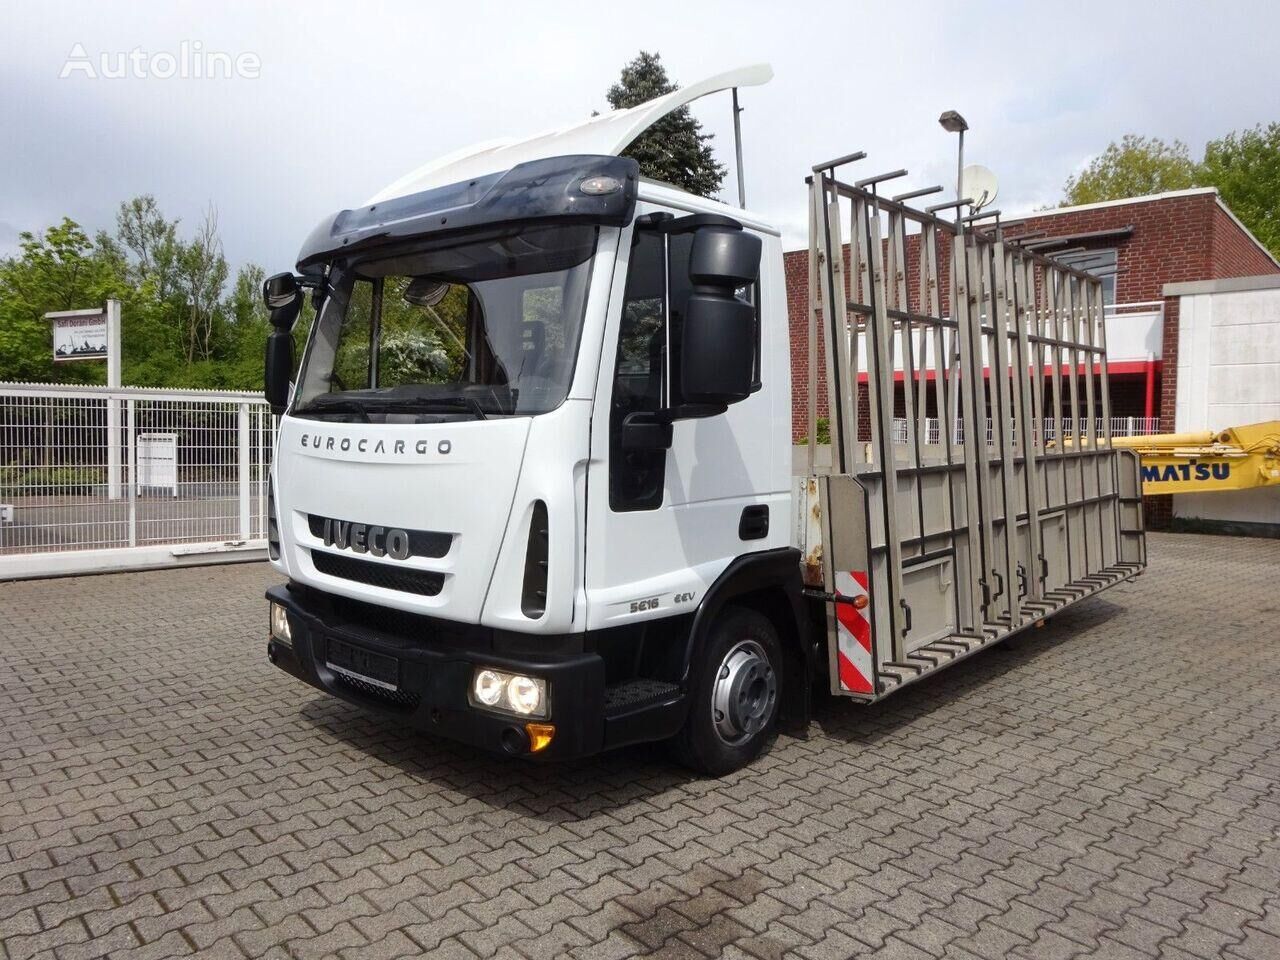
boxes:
[3,0,1278,275]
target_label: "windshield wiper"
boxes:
[381,396,489,420]
[295,396,372,422]
[297,394,490,421]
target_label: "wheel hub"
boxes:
[711,639,777,745]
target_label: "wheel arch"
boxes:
[683,547,811,725]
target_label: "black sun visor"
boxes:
[297,154,638,273]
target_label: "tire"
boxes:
[672,606,782,776]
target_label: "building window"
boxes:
[1054,247,1117,305]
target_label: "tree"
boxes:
[0,196,278,389]
[116,195,179,299]
[604,51,726,198]
[1062,135,1201,206]
[0,219,131,383]
[1202,123,1280,259]
[1061,127,1280,260]
[174,206,229,364]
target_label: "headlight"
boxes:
[474,669,505,706]
[469,667,548,718]
[269,602,292,646]
[507,676,543,715]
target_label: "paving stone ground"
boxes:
[3,531,1279,960]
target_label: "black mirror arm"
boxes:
[620,412,673,451]
[635,212,744,236]
[268,297,303,332]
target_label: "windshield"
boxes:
[294,224,598,420]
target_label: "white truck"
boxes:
[261,66,1146,774]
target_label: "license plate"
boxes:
[325,637,400,691]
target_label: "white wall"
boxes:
[1171,278,1280,526]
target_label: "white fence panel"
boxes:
[0,383,274,578]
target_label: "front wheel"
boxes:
[672,607,781,775]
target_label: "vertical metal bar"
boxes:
[816,180,847,473]
[237,402,250,542]
[1082,290,1098,454]
[369,277,383,388]
[662,234,672,410]
[962,239,998,626]
[889,206,927,557]
[988,240,1020,625]
[867,211,906,660]
[827,196,858,472]
[1045,268,1069,536]
[1011,255,1044,600]
[126,397,137,547]
[255,406,264,539]
[806,179,821,475]
[1089,282,1119,567]
[105,300,122,501]
[913,246,930,454]
[732,87,747,209]
[850,196,871,461]
[1078,276,1101,570]
[924,222,957,535]
[952,235,984,633]
[1062,276,1089,575]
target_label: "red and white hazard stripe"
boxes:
[833,570,874,694]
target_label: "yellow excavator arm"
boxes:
[1112,421,1280,494]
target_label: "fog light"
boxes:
[470,667,548,718]
[269,602,292,646]
[525,723,555,753]
[474,669,505,706]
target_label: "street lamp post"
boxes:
[938,110,968,229]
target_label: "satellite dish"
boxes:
[962,164,999,211]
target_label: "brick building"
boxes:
[783,187,1279,525]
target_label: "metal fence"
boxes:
[0,383,273,578]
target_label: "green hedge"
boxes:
[0,465,105,497]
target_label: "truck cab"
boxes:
[264,67,805,774]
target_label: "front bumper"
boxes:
[266,583,662,760]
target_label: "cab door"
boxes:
[582,202,789,632]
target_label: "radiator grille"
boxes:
[311,550,444,596]
[330,670,421,711]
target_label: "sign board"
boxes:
[48,308,109,362]
[136,433,179,497]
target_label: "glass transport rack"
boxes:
[795,158,1146,700]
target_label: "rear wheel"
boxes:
[672,606,781,775]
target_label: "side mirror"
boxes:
[263,272,301,313]
[264,329,294,416]
[680,224,761,406]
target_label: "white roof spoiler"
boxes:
[368,63,773,204]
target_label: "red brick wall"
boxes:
[783,247,816,442]
[1001,193,1218,304]
[1208,203,1279,280]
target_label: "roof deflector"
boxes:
[368,64,774,204]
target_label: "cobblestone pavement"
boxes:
[3,532,1279,960]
